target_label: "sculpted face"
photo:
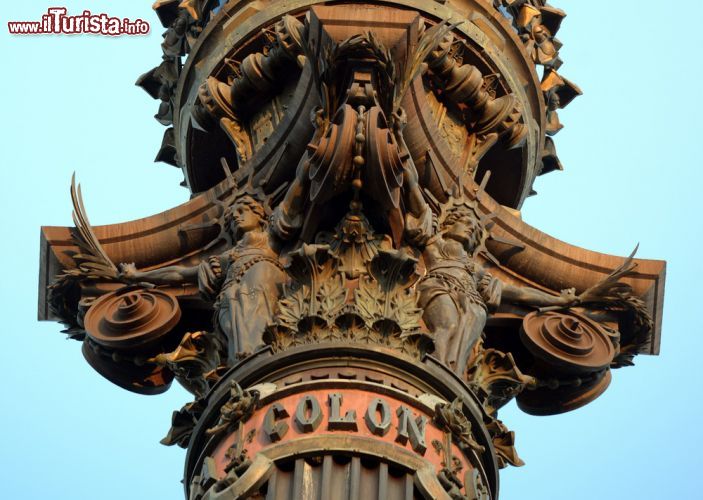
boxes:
[444,213,481,252]
[228,199,263,235]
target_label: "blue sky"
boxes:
[1,1,701,498]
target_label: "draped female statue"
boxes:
[120,193,285,363]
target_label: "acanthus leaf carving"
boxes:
[160,398,207,448]
[267,205,432,357]
[149,330,226,398]
[486,418,525,469]
[466,346,536,415]
[316,210,392,279]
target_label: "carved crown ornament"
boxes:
[38,1,665,499]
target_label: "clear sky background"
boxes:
[1,1,701,498]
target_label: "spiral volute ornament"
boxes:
[84,286,181,351]
[520,310,616,374]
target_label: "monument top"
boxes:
[38,1,665,498]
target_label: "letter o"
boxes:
[365,398,391,436]
[295,395,322,433]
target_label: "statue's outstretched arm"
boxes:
[119,253,227,298]
[119,262,199,286]
[501,282,578,308]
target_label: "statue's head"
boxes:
[442,210,482,251]
[439,198,487,254]
[225,194,267,238]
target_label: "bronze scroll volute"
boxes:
[520,310,616,375]
[517,310,616,416]
[84,285,182,351]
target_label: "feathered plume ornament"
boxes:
[538,244,654,364]
[576,245,640,305]
[63,174,118,281]
[391,19,460,117]
[48,174,119,339]
[301,32,371,128]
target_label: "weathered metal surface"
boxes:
[39,1,665,498]
[84,286,181,350]
[182,346,499,499]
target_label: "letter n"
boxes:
[395,406,427,455]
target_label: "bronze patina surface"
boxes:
[39,1,665,498]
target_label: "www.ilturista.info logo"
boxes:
[8,7,149,36]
